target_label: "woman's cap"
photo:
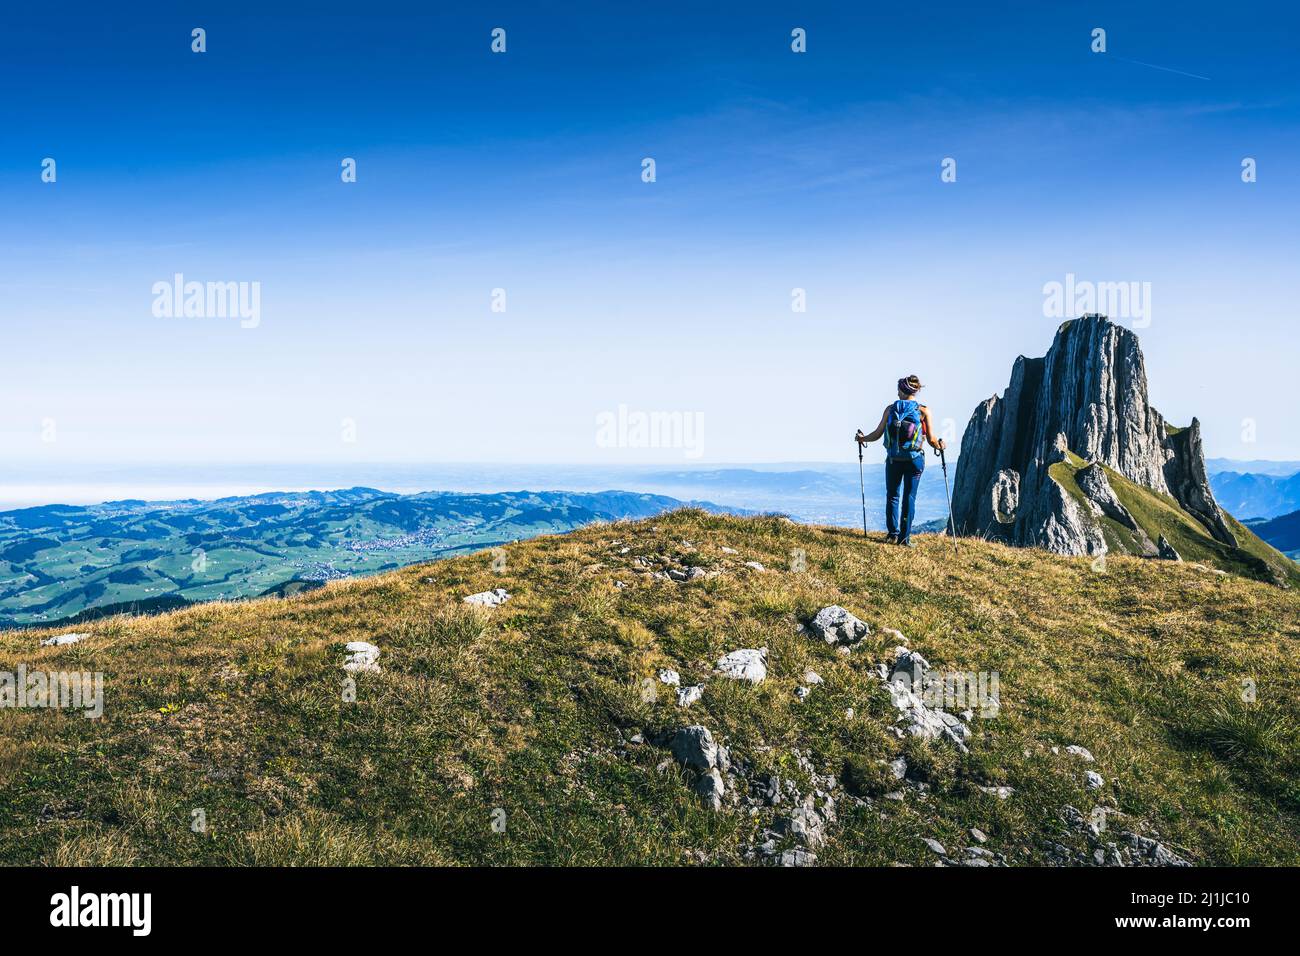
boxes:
[898,375,923,396]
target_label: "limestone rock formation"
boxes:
[951,316,1236,559]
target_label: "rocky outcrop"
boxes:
[807,606,870,646]
[952,317,1236,558]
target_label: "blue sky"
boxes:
[2,0,1298,467]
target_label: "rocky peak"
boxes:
[951,316,1237,558]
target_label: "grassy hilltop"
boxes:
[2,510,1298,866]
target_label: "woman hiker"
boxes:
[855,375,946,547]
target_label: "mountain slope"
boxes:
[1050,451,1300,586]
[3,511,1298,866]
[0,488,741,628]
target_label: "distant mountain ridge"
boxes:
[0,487,743,628]
[1206,459,1300,478]
[1208,470,1300,520]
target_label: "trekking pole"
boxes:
[856,436,868,536]
[936,446,959,555]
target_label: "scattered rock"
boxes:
[1065,745,1095,762]
[720,546,738,554]
[463,588,510,607]
[1062,805,1104,839]
[888,647,931,687]
[1121,831,1191,867]
[1085,770,1105,791]
[779,803,828,848]
[795,686,810,700]
[715,647,768,684]
[743,561,766,572]
[677,685,704,707]
[342,641,381,673]
[922,837,947,856]
[1157,535,1182,561]
[880,649,970,751]
[889,758,908,780]
[970,827,988,843]
[803,669,823,685]
[879,626,908,645]
[39,633,87,647]
[670,726,718,771]
[779,848,817,867]
[808,606,871,646]
[979,786,1015,800]
[658,669,681,687]
[695,768,726,810]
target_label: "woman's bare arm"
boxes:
[859,407,890,444]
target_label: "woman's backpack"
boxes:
[885,400,925,460]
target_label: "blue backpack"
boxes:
[885,400,925,460]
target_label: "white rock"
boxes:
[795,686,810,700]
[1065,745,1095,762]
[884,678,970,752]
[922,837,947,856]
[677,685,704,707]
[720,546,738,554]
[658,668,681,687]
[808,606,871,646]
[743,561,766,572]
[970,827,988,843]
[463,587,510,607]
[979,786,1015,800]
[803,669,823,685]
[889,757,908,780]
[342,641,381,673]
[715,647,768,684]
[39,633,87,647]
[1085,770,1105,790]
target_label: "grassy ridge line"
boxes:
[1,510,1298,866]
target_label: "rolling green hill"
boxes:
[0,488,740,629]
[3,510,1298,866]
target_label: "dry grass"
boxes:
[2,509,1298,866]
